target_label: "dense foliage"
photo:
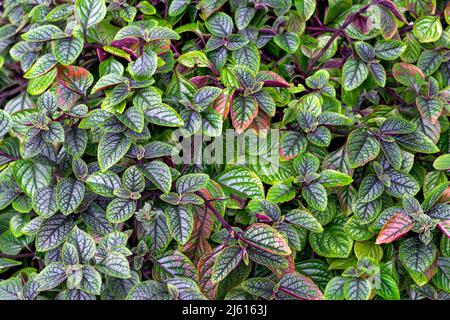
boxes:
[0,0,449,301]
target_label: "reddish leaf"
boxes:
[438,220,450,238]
[197,246,223,299]
[214,89,234,120]
[56,65,94,96]
[257,71,291,88]
[376,213,415,244]
[352,14,372,34]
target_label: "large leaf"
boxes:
[36,214,75,252]
[376,213,415,244]
[57,177,85,215]
[231,95,258,134]
[75,0,107,30]
[342,57,368,91]
[140,160,172,193]
[216,166,264,199]
[211,245,243,283]
[347,128,380,168]
[242,223,291,256]
[278,272,324,300]
[164,205,194,245]
[98,133,131,171]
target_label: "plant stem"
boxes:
[0,253,35,259]
[306,2,373,75]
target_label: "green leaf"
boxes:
[22,25,65,42]
[57,177,85,215]
[126,280,170,300]
[75,0,107,30]
[122,166,145,194]
[98,252,131,279]
[216,166,264,199]
[295,0,316,21]
[266,182,296,203]
[176,173,209,194]
[116,105,145,133]
[399,237,436,274]
[347,128,380,168]
[324,276,346,300]
[235,7,255,30]
[274,32,300,53]
[368,62,386,87]
[433,154,450,171]
[302,182,328,211]
[293,152,320,176]
[380,116,416,135]
[413,16,443,43]
[128,50,157,82]
[144,104,184,127]
[374,40,406,60]
[23,53,58,79]
[242,223,291,256]
[146,27,180,41]
[375,274,400,300]
[0,278,22,300]
[86,171,122,198]
[205,12,233,37]
[98,133,131,171]
[385,170,419,198]
[193,86,222,109]
[357,175,384,203]
[52,37,84,66]
[140,160,172,193]
[0,110,12,139]
[342,57,368,91]
[14,160,52,197]
[284,209,323,233]
[309,219,353,258]
[354,41,375,62]
[417,50,443,76]
[169,0,190,17]
[280,131,307,160]
[317,169,353,187]
[344,278,371,300]
[278,272,324,300]
[432,257,450,293]
[36,214,75,252]
[35,262,67,291]
[106,198,136,223]
[164,205,194,245]
[211,245,243,283]
[395,131,439,154]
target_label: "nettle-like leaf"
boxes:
[216,166,264,199]
[57,177,85,215]
[98,133,131,171]
[75,0,107,31]
[242,223,291,256]
[0,0,449,301]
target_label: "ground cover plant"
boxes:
[0,0,449,301]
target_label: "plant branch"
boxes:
[306,2,373,75]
